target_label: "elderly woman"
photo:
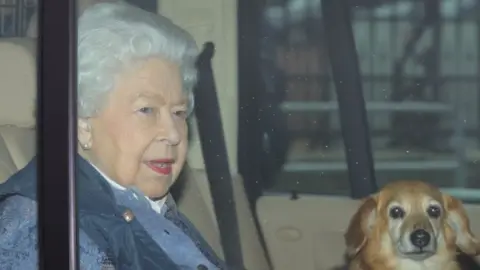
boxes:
[0,2,227,270]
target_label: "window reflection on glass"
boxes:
[258,0,480,200]
[260,0,350,195]
[0,0,37,37]
[348,0,480,199]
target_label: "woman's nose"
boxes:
[156,115,180,145]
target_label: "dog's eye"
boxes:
[389,206,405,219]
[426,205,442,218]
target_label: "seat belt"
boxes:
[194,42,245,270]
[321,0,377,198]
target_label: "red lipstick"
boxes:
[146,159,174,175]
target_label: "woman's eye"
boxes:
[138,107,154,114]
[174,110,188,119]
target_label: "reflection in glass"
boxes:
[0,0,36,37]
[259,0,480,200]
[348,0,480,199]
[260,0,350,195]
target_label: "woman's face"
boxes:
[78,57,189,199]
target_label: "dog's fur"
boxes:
[345,181,480,270]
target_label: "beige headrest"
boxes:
[0,38,37,127]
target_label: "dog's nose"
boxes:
[410,229,431,248]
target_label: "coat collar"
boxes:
[0,154,120,217]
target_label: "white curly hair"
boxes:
[77,1,198,117]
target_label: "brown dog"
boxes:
[345,181,480,270]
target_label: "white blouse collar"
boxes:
[89,162,166,213]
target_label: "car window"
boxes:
[243,0,480,201]
[0,0,36,37]
[351,0,480,201]
[239,0,351,197]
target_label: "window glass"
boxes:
[250,0,480,199]
[0,0,36,37]
[349,0,480,201]
[254,0,351,196]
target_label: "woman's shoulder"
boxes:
[0,195,38,255]
[0,195,38,269]
[0,195,110,270]
[0,195,37,229]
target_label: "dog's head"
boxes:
[345,181,480,263]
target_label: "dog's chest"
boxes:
[395,258,457,270]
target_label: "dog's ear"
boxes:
[443,194,480,256]
[345,196,377,258]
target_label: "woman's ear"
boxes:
[78,118,93,150]
[443,194,480,256]
[345,195,377,258]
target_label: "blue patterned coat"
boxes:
[0,155,227,270]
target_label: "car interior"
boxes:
[2,0,480,270]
